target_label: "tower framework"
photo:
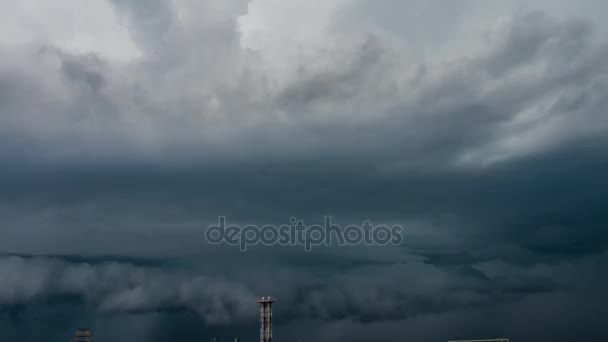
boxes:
[257,296,274,342]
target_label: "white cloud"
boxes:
[0,0,607,166]
[0,0,141,61]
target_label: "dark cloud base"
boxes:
[1,251,607,342]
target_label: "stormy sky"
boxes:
[1,0,608,341]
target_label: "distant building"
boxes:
[449,339,509,342]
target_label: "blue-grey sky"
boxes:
[1,1,608,341]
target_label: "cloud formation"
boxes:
[1,1,606,166]
[1,0,608,341]
[0,256,256,324]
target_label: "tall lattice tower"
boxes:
[74,329,92,342]
[257,296,274,342]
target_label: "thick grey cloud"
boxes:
[0,256,256,324]
[1,251,607,342]
[1,0,608,341]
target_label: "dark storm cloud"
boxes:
[0,256,256,324]
[0,254,563,324]
[1,251,605,342]
[2,137,606,260]
[1,1,608,341]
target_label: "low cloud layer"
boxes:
[1,251,608,341]
[0,256,256,324]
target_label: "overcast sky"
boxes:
[1,1,608,341]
